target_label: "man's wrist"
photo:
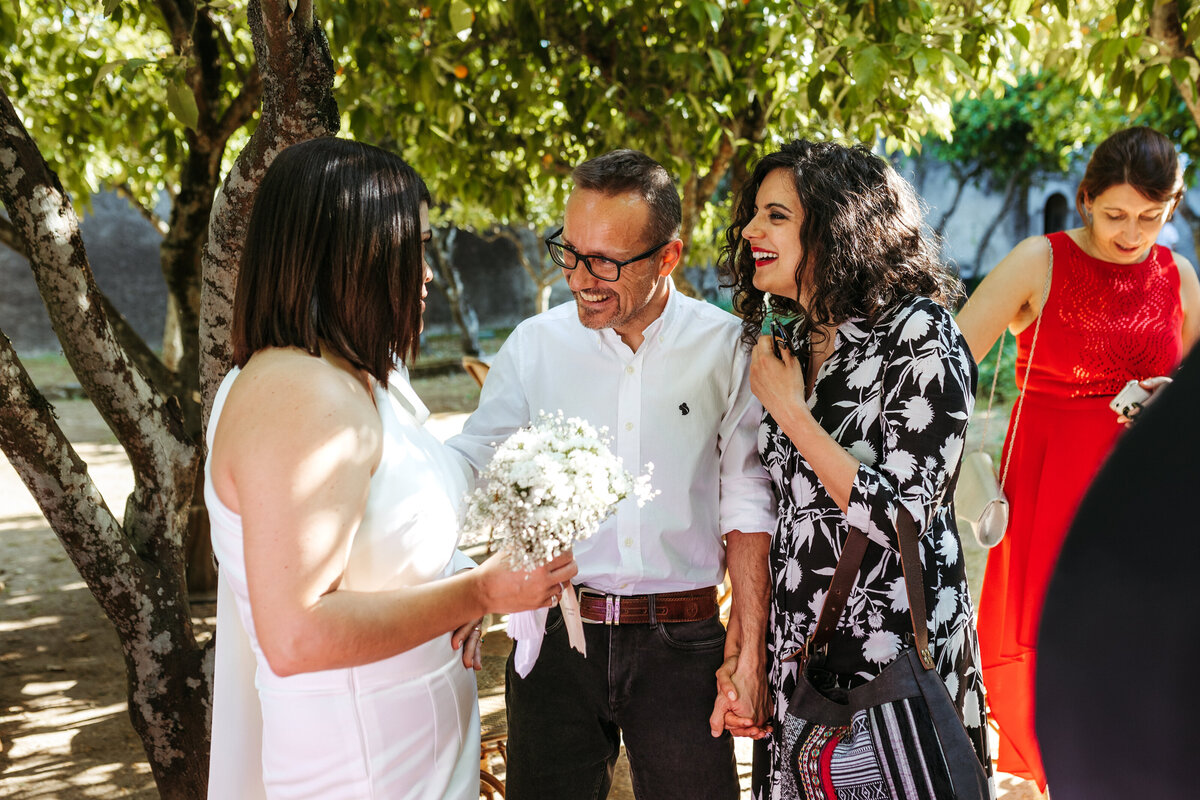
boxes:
[732,642,765,672]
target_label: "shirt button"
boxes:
[625,365,634,374]
[624,422,634,431]
[624,538,634,547]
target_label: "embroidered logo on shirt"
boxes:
[679,402,690,415]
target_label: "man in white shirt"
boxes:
[447,150,776,799]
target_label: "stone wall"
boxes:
[0,192,168,356]
[902,154,1200,279]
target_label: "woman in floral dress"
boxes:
[718,140,992,799]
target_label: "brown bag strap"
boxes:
[808,510,934,670]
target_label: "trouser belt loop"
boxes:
[605,594,621,625]
[648,594,658,625]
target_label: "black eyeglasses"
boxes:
[544,227,672,282]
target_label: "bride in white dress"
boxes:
[204,138,576,799]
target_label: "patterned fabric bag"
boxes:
[778,513,989,800]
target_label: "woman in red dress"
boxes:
[956,126,1200,791]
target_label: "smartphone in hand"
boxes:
[770,319,788,360]
[1110,379,1151,419]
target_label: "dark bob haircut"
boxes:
[1076,126,1183,222]
[231,137,430,384]
[572,149,681,246]
[719,139,961,349]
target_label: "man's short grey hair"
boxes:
[571,149,682,247]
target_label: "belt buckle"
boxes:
[578,587,607,625]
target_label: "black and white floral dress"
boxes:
[752,296,993,798]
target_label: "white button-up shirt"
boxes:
[446,285,776,595]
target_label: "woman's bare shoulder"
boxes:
[1007,234,1053,269]
[1170,249,1198,282]
[215,349,380,463]
[234,349,373,411]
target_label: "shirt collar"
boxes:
[595,277,677,352]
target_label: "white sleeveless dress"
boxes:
[205,367,478,799]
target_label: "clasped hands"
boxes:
[708,653,772,740]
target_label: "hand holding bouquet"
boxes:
[463,412,656,670]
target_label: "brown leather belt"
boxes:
[577,586,718,625]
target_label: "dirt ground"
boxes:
[0,369,1042,799]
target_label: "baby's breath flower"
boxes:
[463,411,659,571]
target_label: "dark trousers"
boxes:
[504,604,739,800]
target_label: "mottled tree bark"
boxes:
[1,0,338,795]
[158,0,264,441]
[158,0,266,600]
[200,0,339,425]
[0,86,206,798]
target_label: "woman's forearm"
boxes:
[773,400,860,514]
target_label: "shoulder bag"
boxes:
[955,242,1053,548]
[777,513,989,800]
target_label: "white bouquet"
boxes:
[463,411,656,672]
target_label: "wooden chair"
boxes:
[479,730,508,798]
[478,616,509,797]
[462,355,491,388]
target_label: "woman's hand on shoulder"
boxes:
[749,334,808,429]
[956,234,1052,364]
[472,550,578,615]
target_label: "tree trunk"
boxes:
[676,174,702,298]
[1013,176,1032,242]
[200,0,339,425]
[536,282,555,315]
[1151,3,1200,132]
[0,84,207,797]
[935,166,983,239]
[973,173,1020,278]
[674,127,745,300]
[159,0,265,595]
[161,145,220,440]
[428,226,482,355]
[487,226,562,317]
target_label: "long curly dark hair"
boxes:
[719,139,962,350]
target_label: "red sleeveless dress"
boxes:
[976,231,1184,788]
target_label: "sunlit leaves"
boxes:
[165,77,199,131]
[928,72,1122,191]
[449,0,473,40]
[326,0,1025,266]
[1029,0,1200,164]
[851,44,886,99]
[2,0,256,215]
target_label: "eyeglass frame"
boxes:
[544,226,673,282]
